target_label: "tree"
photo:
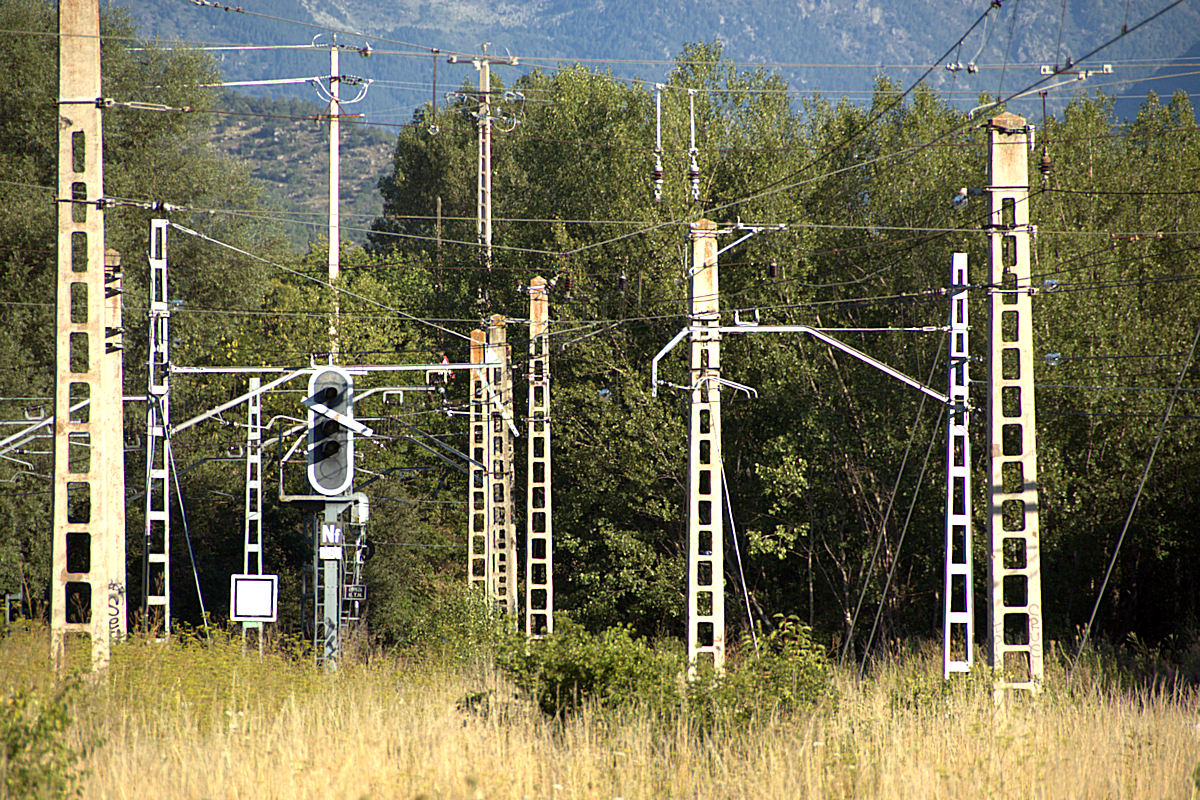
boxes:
[1031,90,1200,642]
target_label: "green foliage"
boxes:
[0,681,89,799]
[496,619,683,717]
[497,616,835,726]
[381,585,509,664]
[690,616,835,725]
[363,37,1200,651]
[882,660,993,715]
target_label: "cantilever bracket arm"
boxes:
[650,324,949,405]
[649,328,691,397]
[171,367,313,437]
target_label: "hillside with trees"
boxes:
[208,92,393,250]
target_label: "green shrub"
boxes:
[691,615,835,725]
[0,681,90,799]
[383,584,509,665]
[496,616,834,725]
[496,619,683,717]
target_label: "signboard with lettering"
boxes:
[319,522,343,560]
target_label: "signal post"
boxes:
[304,366,371,667]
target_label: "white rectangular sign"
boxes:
[229,574,278,622]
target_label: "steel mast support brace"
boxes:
[311,495,368,668]
[144,220,171,635]
[687,220,725,677]
[233,377,270,648]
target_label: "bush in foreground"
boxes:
[495,615,835,723]
[496,619,681,717]
[0,681,90,799]
[689,615,836,725]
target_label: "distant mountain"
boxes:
[126,1,1199,251]
[1113,36,1200,121]
[120,0,1200,124]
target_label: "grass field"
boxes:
[2,625,1198,799]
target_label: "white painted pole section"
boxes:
[328,41,340,355]
[944,252,973,678]
[687,219,724,677]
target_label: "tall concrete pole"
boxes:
[487,315,516,614]
[447,48,517,286]
[468,329,489,592]
[53,0,123,671]
[103,249,126,643]
[687,219,724,677]
[986,112,1044,698]
[479,58,492,273]
[328,40,341,356]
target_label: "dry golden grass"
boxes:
[3,626,1200,799]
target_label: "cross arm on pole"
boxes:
[718,325,950,405]
[650,323,950,405]
[0,399,89,455]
